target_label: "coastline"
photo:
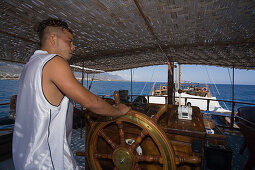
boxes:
[1,77,255,85]
[0,78,20,80]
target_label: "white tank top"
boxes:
[13,50,79,170]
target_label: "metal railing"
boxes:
[0,102,10,106]
[99,94,255,129]
[1,95,255,129]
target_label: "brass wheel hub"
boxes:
[113,148,133,170]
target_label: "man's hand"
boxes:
[113,103,130,116]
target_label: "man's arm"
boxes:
[44,56,130,116]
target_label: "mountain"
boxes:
[73,72,125,81]
[0,62,23,79]
[0,62,125,81]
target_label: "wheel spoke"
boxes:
[94,153,112,159]
[134,163,142,170]
[135,155,163,164]
[130,129,148,152]
[152,104,168,123]
[99,129,118,149]
[116,120,125,146]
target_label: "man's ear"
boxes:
[49,34,56,46]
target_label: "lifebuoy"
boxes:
[202,87,208,92]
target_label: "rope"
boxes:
[150,66,165,96]
[88,74,95,91]
[198,65,209,85]
[205,66,229,110]
[140,66,155,95]
[227,68,233,85]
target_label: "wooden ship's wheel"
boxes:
[84,91,204,170]
[86,109,176,170]
[85,92,176,170]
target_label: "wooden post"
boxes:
[152,84,155,95]
[168,62,174,104]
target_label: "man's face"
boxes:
[55,29,75,60]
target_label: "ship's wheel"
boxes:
[85,92,176,170]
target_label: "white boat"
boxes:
[147,92,231,113]
[147,64,231,113]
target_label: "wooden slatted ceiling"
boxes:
[0,0,254,71]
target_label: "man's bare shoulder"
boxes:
[43,55,74,81]
[44,55,72,73]
[46,55,69,67]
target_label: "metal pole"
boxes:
[178,63,181,90]
[81,72,84,86]
[87,73,89,88]
[81,59,85,86]
[81,60,85,138]
[131,69,133,102]
[231,65,235,128]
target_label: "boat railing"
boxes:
[98,94,255,129]
[98,94,255,108]
[1,94,255,129]
[0,103,10,106]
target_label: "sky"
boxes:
[110,64,255,85]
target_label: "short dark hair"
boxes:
[36,18,72,45]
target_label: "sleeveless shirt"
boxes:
[13,50,79,170]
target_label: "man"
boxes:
[13,18,130,170]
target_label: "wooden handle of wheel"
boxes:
[113,90,120,105]
[152,104,168,122]
[175,155,201,165]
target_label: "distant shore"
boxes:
[1,78,254,85]
[0,77,20,80]
[0,77,129,82]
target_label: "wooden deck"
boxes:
[0,128,250,170]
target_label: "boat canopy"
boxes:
[0,0,254,71]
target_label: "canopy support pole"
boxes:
[131,69,133,102]
[231,65,235,128]
[87,73,89,88]
[168,62,174,104]
[178,63,181,90]
[81,60,85,86]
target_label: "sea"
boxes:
[1,80,255,121]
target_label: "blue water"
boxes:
[0,80,19,119]
[1,80,255,119]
